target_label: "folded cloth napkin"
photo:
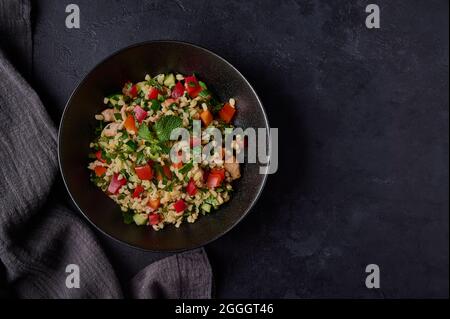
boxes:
[0,0,212,298]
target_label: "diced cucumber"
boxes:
[201,203,212,213]
[205,196,219,209]
[133,213,148,225]
[164,73,175,87]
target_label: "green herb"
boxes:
[126,140,137,151]
[199,90,211,98]
[159,142,172,154]
[199,81,207,90]
[165,181,174,192]
[151,99,161,112]
[210,102,223,114]
[122,212,134,224]
[120,130,129,140]
[120,169,130,179]
[107,94,122,101]
[148,78,163,90]
[134,97,142,105]
[179,161,193,174]
[158,95,166,102]
[101,150,112,164]
[138,124,153,141]
[154,115,183,142]
[136,151,146,165]
[114,113,122,121]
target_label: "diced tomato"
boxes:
[211,168,225,180]
[124,114,137,133]
[125,83,138,98]
[206,172,223,189]
[133,106,147,123]
[174,199,186,213]
[147,198,160,210]
[132,185,145,198]
[135,164,153,180]
[200,110,213,126]
[218,102,236,124]
[108,173,127,194]
[163,165,172,180]
[171,82,185,98]
[94,166,107,177]
[172,161,183,169]
[148,87,160,100]
[186,179,197,196]
[95,150,106,163]
[149,213,160,225]
[156,165,172,181]
[184,75,202,98]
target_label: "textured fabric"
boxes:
[0,0,212,299]
[0,0,32,77]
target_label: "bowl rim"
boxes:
[58,40,270,252]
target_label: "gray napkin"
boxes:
[0,0,212,299]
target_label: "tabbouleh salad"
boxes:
[88,73,241,230]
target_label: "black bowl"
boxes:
[58,41,269,251]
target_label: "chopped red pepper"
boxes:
[95,150,106,163]
[132,185,145,198]
[206,172,224,189]
[148,87,160,100]
[149,213,160,225]
[135,164,153,180]
[124,82,138,98]
[200,109,213,126]
[133,105,147,123]
[218,103,236,124]
[147,198,160,210]
[94,166,107,177]
[211,168,225,180]
[186,178,197,196]
[163,165,172,180]
[124,114,137,133]
[184,75,202,98]
[174,199,186,213]
[108,173,127,194]
[171,81,185,98]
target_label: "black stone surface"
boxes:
[32,0,448,298]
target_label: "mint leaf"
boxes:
[154,115,183,142]
[138,124,153,141]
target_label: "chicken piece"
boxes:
[224,157,241,180]
[102,122,121,137]
[101,108,115,122]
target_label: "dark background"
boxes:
[31,0,448,297]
